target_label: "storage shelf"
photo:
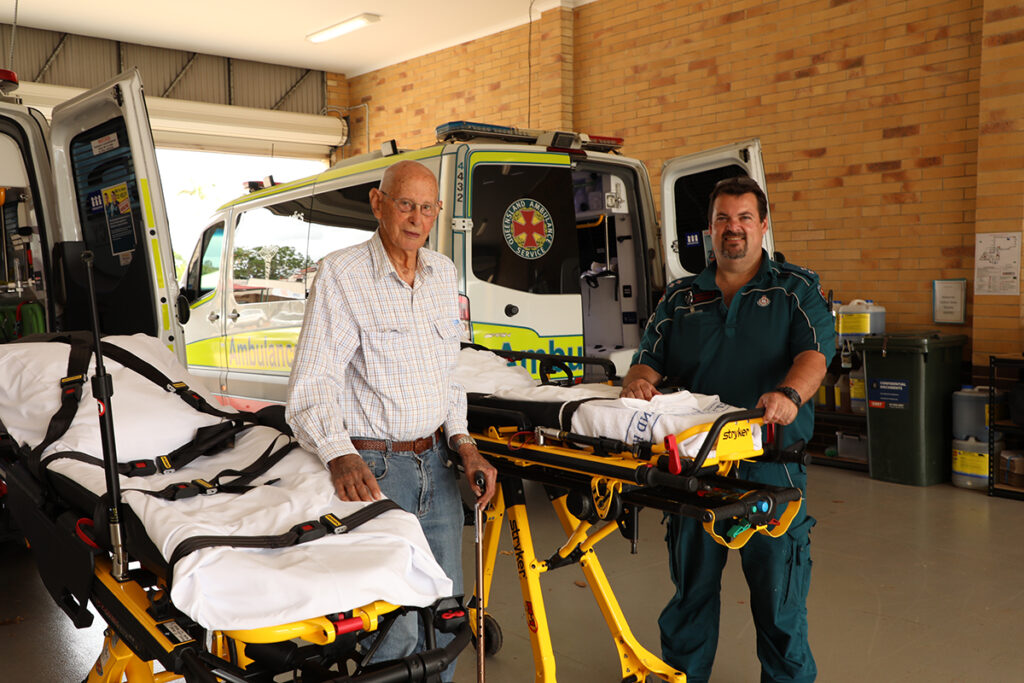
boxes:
[811,409,868,472]
[991,420,1024,437]
[989,356,1024,501]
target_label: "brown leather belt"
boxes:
[350,429,443,455]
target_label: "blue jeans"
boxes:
[358,440,464,681]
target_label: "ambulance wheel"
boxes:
[472,614,503,656]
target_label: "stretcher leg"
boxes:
[499,478,558,682]
[86,629,170,682]
[549,495,685,683]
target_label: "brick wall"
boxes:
[326,0,1023,367]
[336,6,573,160]
[973,0,1024,366]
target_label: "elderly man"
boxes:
[621,176,833,683]
[286,159,496,679]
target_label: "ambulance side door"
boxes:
[48,69,185,361]
[180,220,228,398]
[221,190,313,409]
[660,139,773,282]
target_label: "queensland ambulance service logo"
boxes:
[503,198,554,260]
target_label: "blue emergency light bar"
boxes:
[436,120,624,153]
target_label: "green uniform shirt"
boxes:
[633,251,835,446]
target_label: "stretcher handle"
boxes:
[639,466,700,493]
[687,408,766,473]
[327,621,472,683]
[699,485,801,524]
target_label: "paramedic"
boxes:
[286,159,497,678]
[620,176,833,683]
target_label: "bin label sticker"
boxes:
[867,378,908,409]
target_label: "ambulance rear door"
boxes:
[660,139,774,282]
[48,69,184,361]
[456,149,585,375]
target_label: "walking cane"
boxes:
[473,471,487,682]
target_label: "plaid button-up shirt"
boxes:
[286,231,468,466]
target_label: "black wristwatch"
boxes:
[774,386,802,408]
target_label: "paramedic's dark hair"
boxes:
[708,176,768,224]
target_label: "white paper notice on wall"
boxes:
[974,232,1021,296]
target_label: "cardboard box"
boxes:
[999,451,1024,488]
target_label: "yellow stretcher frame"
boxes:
[466,408,806,682]
[82,552,450,682]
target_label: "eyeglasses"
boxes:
[379,190,441,218]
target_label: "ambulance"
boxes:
[0,67,182,359]
[179,121,774,410]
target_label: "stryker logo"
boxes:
[721,426,750,441]
[509,519,526,578]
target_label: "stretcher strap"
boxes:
[39,434,298,501]
[28,335,93,470]
[166,499,402,582]
[128,434,298,501]
[19,335,272,479]
[38,419,250,478]
[701,495,802,550]
[98,341,247,423]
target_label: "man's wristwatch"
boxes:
[449,434,477,451]
[774,386,802,408]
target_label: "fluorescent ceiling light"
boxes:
[306,13,381,43]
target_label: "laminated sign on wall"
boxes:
[974,232,1020,296]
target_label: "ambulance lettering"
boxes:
[227,336,296,371]
[501,340,584,375]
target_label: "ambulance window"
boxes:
[305,182,376,278]
[183,223,224,302]
[672,164,747,274]
[231,198,311,305]
[470,164,578,294]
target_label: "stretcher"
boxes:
[0,331,471,683]
[457,346,808,682]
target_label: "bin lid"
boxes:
[858,331,968,352]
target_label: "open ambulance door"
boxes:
[660,139,774,282]
[48,69,184,363]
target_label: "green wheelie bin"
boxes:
[859,332,968,486]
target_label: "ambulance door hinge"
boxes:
[112,84,124,108]
[452,218,473,233]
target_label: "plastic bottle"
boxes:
[952,386,1005,441]
[836,372,851,413]
[952,437,1003,490]
[837,299,886,346]
[849,365,866,414]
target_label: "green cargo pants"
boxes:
[658,460,816,683]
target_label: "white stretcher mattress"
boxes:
[454,348,763,457]
[0,335,452,631]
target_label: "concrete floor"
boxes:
[2,465,1022,682]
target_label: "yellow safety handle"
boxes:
[701,495,802,550]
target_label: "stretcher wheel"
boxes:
[471,613,503,656]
